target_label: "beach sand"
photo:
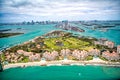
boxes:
[3,58,120,70]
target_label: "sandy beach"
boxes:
[3,58,120,70]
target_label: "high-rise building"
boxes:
[62,20,68,26]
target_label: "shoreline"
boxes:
[3,60,120,70]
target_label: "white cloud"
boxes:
[0,0,120,22]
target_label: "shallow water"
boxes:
[0,65,120,80]
[0,24,59,50]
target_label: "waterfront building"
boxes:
[88,48,100,57]
[29,53,40,61]
[60,49,71,57]
[17,50,33,56]
[80,50,88,60]
[72,50,80,60]
[43,51,59,61]
[105,41,114,48]
[72,50,88,60]
[94,38,107,45]
[99,38,107,44]
[117,45,120,54]
[102,51,120,61]
[23,52,33,57]
[51,51,59,57]
[94,39,114,48]
[17,50,24,55]
[42,51,50,60]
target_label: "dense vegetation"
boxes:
[1,30,116,63]
[5,31,110,53]
[6,36,96,53]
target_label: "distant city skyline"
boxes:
[0,0,120,23]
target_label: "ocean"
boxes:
[0,65,120,80]
[0,24,58,50]
[0,22,120,80]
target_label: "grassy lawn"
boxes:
[2,31,120,63]
[99,55,108,61]
[85,55,93,60]
[44,37,62,50]
[44,36,94,51]
[5,30,98,53]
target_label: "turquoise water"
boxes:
[0,23,120,80]
[70,23,120,46]
[0,65,120,80]
[0,24,60,50]
[0,23,120,50]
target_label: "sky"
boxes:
[0,0,120,23]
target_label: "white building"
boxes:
[117,45,120,54]
[105,41,114,48]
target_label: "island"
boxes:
[0,29,12,33]
[0,30,120,70]
[0,33,24,38]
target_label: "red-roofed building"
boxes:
[102,51,120,61]
[105,41,114,48]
